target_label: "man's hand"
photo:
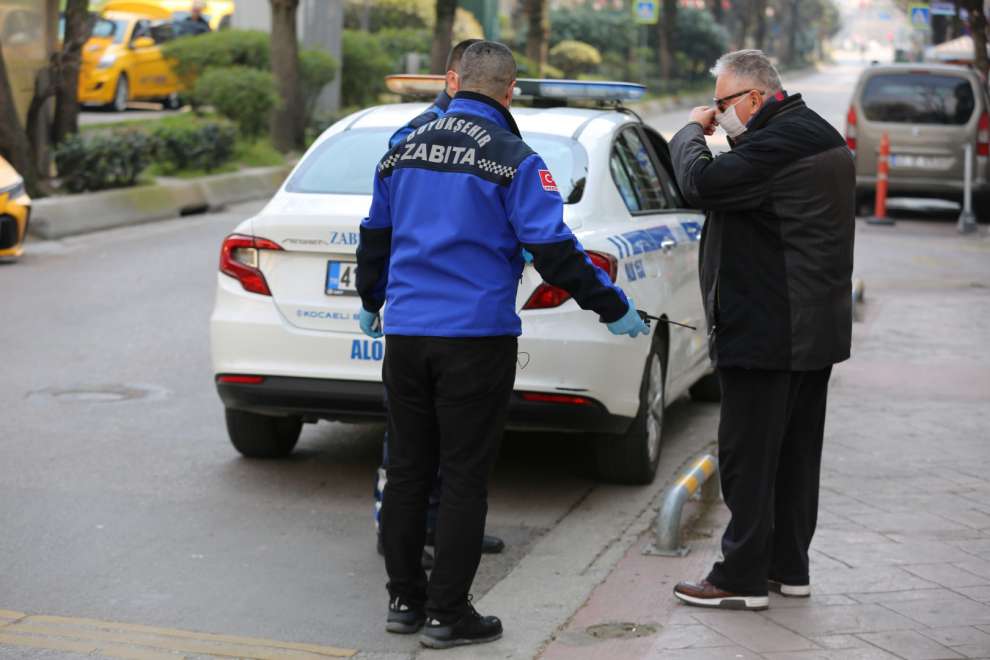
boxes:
[689,106,718,136]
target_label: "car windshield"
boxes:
[862,73,976,125]
[285,127,588,203]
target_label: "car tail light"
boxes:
[520,392,592,406]
[219,233,282,295]
[522,251,617,311]
[217,375,265,384]
[978,112,989,158]
[845,105,857,154]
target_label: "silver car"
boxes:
[847,63,990,216]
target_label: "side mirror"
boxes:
[131,36,154,49]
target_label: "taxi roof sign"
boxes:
[385,74,646,105]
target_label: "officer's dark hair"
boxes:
[446,39,482,73]
[459,41,517,100]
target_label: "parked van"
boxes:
[846,63,990,217]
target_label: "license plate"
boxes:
[889,154,953,170]
[325,260,357,296]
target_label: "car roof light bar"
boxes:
[384,74,646,104]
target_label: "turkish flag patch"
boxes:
[538,169,558,192]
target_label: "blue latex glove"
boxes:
[521,248,533,263]
[607,299,650,338]
[359,308,383,338]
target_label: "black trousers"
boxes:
[707,366,832,596]
[380,334,517,621]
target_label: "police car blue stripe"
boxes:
[607,236,627,259]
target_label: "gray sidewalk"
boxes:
[542,218,990,660]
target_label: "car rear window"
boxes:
[286,127,588,203]
[861,73,977,125]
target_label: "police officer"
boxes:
[356,41,648,648]
[373,39,506,567]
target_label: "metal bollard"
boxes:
[958,142,978,235]
[643,454,720,557]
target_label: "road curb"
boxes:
[29,165,292,240]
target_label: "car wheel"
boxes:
[594,333,667,485]
[224,408,302,458]
[689,372,721,402]
[163,92,181,110]
[110,74,129,112]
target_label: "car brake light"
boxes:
[219,233,282,295]
[845,105,857,154]
[217,375,265,384]
[522,251,617,311]
[978,112,989,158]
[520,392,592,406]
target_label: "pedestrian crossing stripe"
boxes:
[0,610,356,659]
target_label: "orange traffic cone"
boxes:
[867,131,895,225]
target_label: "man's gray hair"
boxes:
[711,49,782,94]
[459,41,517,99]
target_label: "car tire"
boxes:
[594,333,667,485]
[109,74,129,112]
[689,372,721,402]
[225,408,302,458]
[163,92,181,110]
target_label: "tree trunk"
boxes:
[708,0,724,24]
[752,0,768,50]
[783,0,801,66]
[430,0,457,74]
[965,0,989,81]
[53,0,93,145]
[525,0,549,76]
[0,46,40,195]
[270,0,303,152]
[657,0,677,83]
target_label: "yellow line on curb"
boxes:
[0,611,357,659]
[0,631,177,660]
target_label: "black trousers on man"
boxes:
[380,334,517,621]
[706,366,833,596]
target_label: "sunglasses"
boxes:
[713,89,766,113]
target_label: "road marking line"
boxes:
[0,612,356,659]
[0,631,176,660]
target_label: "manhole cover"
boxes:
[585,622,657,640]
[27,384,168,403]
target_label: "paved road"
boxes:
[79,104,176,127]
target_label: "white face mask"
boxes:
[716,102,747,139]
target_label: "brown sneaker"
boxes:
[673,580,769,611]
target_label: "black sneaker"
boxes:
[386,595,426,634]
[376,535,435,570]
[419,602,502,649]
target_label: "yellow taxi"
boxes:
[0,156,31,261]
[78,9,182,111]
[102,0,234,31]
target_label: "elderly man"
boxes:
[357,40,646,647]
[669,49,855,611]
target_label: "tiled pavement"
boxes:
[541,221,990,660]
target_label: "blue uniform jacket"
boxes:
[388,90,451,148]
[356,91,629,338]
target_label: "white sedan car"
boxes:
[210,80,719,484]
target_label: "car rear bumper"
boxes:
[856,175,990,200]
[216,375,633,434]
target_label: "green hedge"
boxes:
[151,121,237,175]
[341,30,393,108]
[55,120,240,192]
[55,131,154,193]
[162,30,270,82]
[193,67,279,139]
